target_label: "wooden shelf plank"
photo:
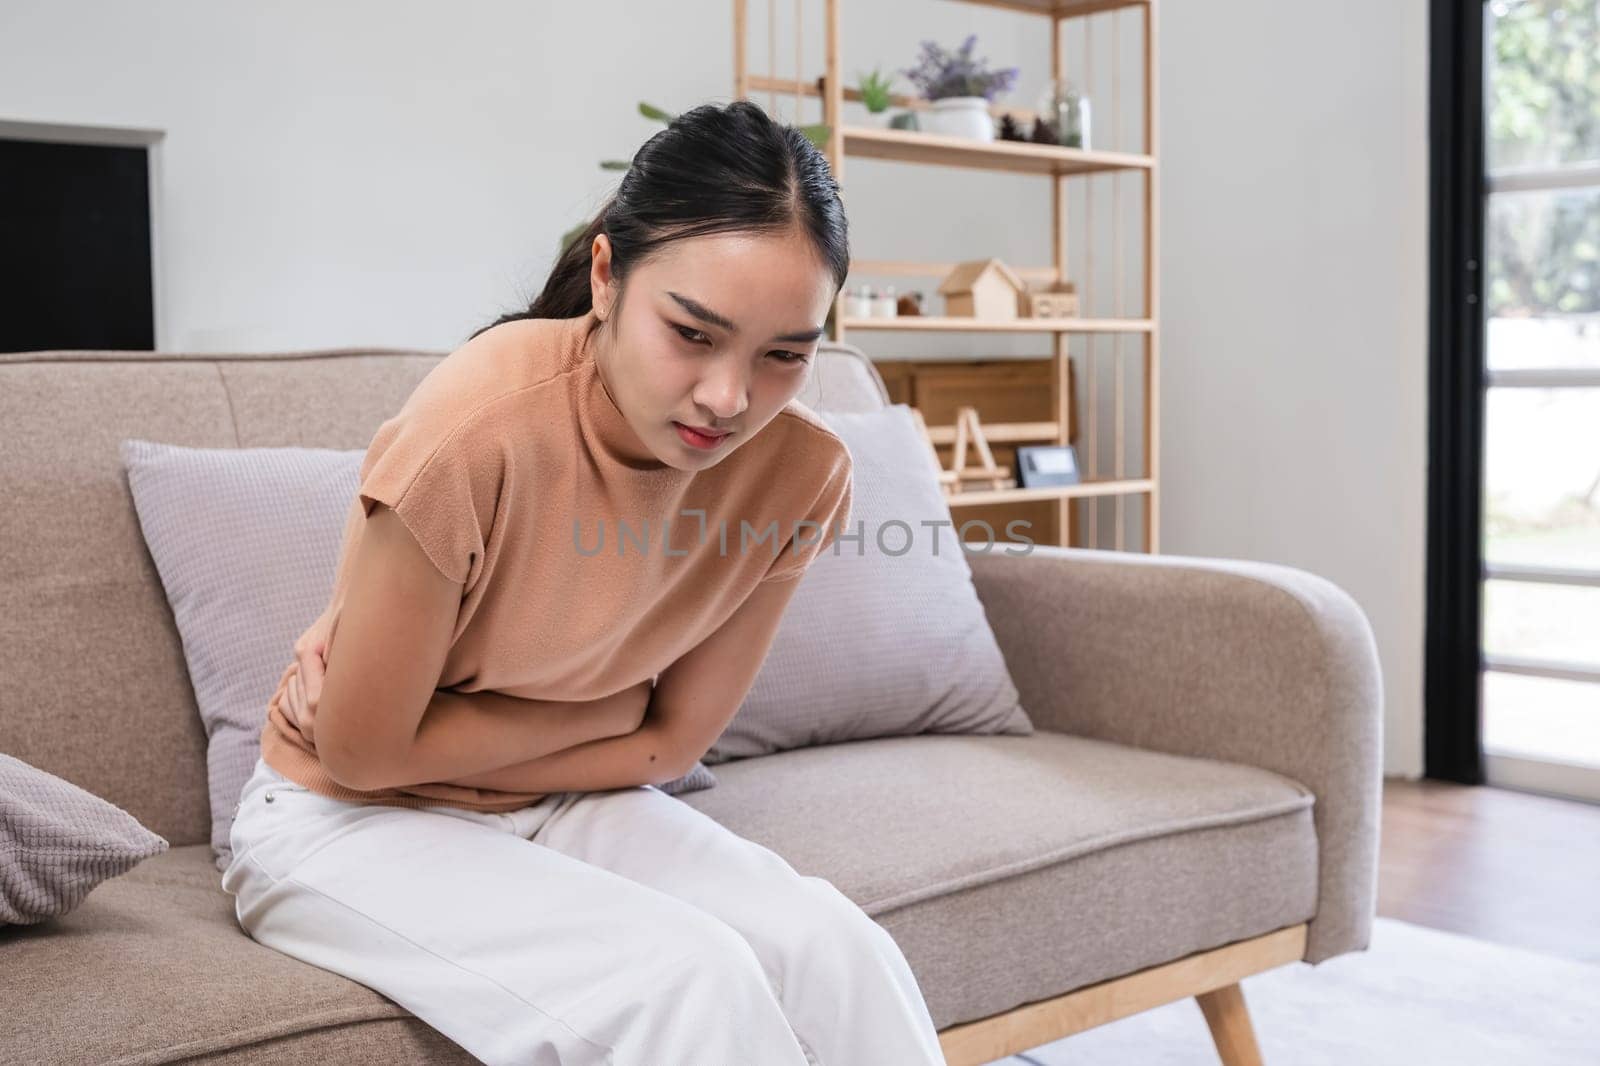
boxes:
[841,315,1152,334]
[851,258,1064,282]
[956,0,1148,18]
[924,420,1061,445]
[842,126,1153,177]
[944,478,1154,508]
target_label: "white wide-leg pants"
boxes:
[221,756,946,1066]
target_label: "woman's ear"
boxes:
[589,234,616,319]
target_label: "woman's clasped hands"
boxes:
[276,611,334,747]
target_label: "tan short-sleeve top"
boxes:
[258,308,852,810]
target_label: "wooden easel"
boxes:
[909,406,1014,495]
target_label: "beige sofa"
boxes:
[0,337,1382,1065]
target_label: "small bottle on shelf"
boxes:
[873,285,899,318]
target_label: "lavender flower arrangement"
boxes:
[902,35,1019,102]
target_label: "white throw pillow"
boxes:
[703,404,1035,764]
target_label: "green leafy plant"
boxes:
[565,101,832,253]
[856,67,896,113]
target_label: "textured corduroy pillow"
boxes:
[0,753,169,926]
[703,403,1035,764]
[119,440,716,874]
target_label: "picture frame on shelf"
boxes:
[1015,444,1081,489]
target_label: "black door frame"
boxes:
[1424,0,1487,784]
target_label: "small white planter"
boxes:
[920,96,994,141]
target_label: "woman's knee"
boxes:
[774,876,901,972]
[673,905,773,979]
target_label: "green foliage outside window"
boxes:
[1486,0,1600,317]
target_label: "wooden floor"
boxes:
[1377,777,1600,966]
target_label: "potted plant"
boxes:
[901,35,1019,142]
[856,67,897,125]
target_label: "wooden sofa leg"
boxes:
[1195,982,1263,1066]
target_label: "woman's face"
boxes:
[587,228,836,470]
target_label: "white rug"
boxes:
[1004,918,1600,1066]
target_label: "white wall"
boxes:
[1159,1,1429,778]
[0,0,1428,776]
[0,1,748,351]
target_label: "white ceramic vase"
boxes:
[921,96,994,141]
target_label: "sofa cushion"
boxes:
[0,729,1316,1060]
[705,405,1034,765]
[681,731,1319,1030]
[0,842,477,1065]
[0,753,169,926]
[118,439,716,873]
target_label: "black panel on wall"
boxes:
[0,137,154,352]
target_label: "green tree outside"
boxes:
[1486,0,1600,317]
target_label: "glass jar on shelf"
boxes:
[1035,78,1092,149]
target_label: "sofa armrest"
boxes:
[966,545,1384,965]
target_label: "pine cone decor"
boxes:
[1029,117,1057,144]
[998,113,1021,141]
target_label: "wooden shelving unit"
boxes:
[733,0,1159,552]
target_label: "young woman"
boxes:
[221,101,947,1065]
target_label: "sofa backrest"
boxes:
[0,336,888,845]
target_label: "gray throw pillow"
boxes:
[119,440,715,874]
[0,754,169,926]
[703,404,1035,764]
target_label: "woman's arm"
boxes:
[377,682,652,789]
[441,712,687,792]
[296,505,651,788]
[290,543,647,788]
[438,575,804,793]
[284,637,651,787]
[318,503,649,791]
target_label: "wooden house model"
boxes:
[938,258,1027,320]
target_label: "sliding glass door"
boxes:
[1479,0,1600,801]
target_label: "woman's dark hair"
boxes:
[473,100,849,337]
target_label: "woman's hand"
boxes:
[278,611,335,747]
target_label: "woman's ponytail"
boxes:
[473,100,849,340]
[471,199,612,337]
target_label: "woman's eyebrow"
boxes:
[666,291,824,343]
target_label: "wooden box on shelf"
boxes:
[1020,280,1080,318]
